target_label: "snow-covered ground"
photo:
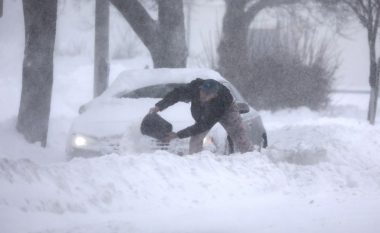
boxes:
[1,54,380,233]
[1,0,380,232]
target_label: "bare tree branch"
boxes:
[344,0,369,25]
[245,0,298,23]
[245,0,268,22]
[0,0,3,17]
[367,0,374,31]
[372,1,380,39]
[357,0,369,14]
[110,0,158,50]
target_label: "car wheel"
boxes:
[262,132,268,148]
[256,132,268,152]
[226,132,268,154]
[225,135,234,155]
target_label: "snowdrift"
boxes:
[1,112,380,232]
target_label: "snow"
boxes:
[1,63,380,232]
[102,68,225,98]
[72,98,194,137]
[1,0,380,232]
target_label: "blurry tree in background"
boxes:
[94,0,109,97]
[184,0,194,49]
[217,0,337,110]
[217,0,298,91]
[0,0,3,17]
[245,18,338,110]
[111,0,188,68]
[317,0,380,124]
[17,0,57,147]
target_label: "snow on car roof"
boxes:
[102,68,227,97]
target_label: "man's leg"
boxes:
[189,130,209,154]
[219,103,253,153]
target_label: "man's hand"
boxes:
[149,106,160,114]
[162,132,178,142]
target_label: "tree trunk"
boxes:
[111,0,187,68]
[153,0,187,68]
[218,0,298,95]
[367,36,378,124]
[94,0,109,97]
[218,0,250,88]
[0,0,3,18]
[184,1,192,50]
[17,0,57,147]
[374,58,380,122]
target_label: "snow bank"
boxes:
[1,1,380,232]
[1,108,380,232]
[2,116,380,212]
[1,51,379,232]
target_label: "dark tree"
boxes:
[318,0,380,124]
[0,0,3,18]
[347,0,380,124]
[218,0,297,88]
[218,0,250,87]
[17,0,57,147]
[111,0,188,68]
[94,0,110,97]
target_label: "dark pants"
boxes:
[189,103,253,154]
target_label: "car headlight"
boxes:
[203,135,217,152]
[71,134,96,148]
[203,135,214,147]
[74,135,88,147]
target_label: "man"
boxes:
[149,78,253,154]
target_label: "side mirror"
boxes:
[236,102,250,114]
[78,105,86,114]
[78,102,91,114]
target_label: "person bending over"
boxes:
[149,78,253,154]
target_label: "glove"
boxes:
[162,132,178,142]
[149,106,160,114]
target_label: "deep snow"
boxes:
[1,0,380,232]
[1,55,380,232]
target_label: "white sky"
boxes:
[0,0,372,90]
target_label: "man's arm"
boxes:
[176,103,227,139]
[177,84,233,138]
[154,79,202,111]
[154,86,191,111]
[176,118,219,139]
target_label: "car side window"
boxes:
[120,83,186,99]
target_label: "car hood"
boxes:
[70,98,195,138]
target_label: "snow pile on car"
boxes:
[102,68,226,98]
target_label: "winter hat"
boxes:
[200,79,219,94]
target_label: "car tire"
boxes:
[225,135,234,155]
[225,132,267,154]
[256,132,268,152]
[262,132,268,148]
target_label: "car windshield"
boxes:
[120,83,186,98]
[120,81,247,103]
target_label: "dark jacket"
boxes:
[155,78,233,139]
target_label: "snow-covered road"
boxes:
[1,54,380,232]
[1,106,380,233]
[1,0,380,231]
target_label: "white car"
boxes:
[66,68,267,158]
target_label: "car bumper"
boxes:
[66,135,222,159]
[66,147,102,159]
